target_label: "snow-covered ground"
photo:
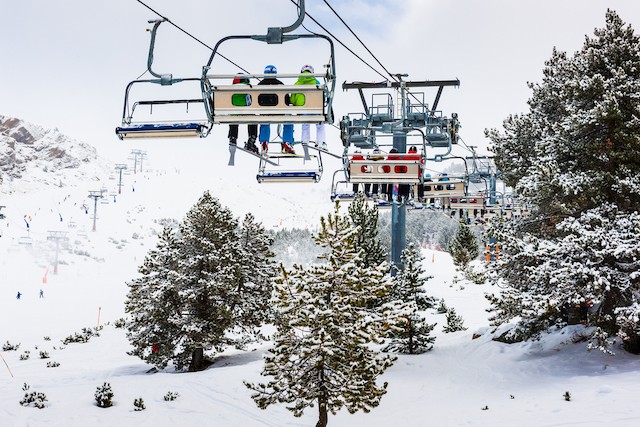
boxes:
[1,139,640,426]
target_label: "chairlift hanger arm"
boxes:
[358,88,369,115]
[276,0,306,35]
[146,19,176,84]
[263,0,306,43]
[430,86,445,113]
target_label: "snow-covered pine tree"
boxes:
[126,191,274,371]
[161,191,241,371]
[485,11,640,351]
[383,313,436,354]
[233,213,277,334]
[125,226,183,369]
[449,221,480,267]
[347,193,386,268]
[246,206,400,427]
[384,243,437,354]
[443,307,467,333]
[390,243,435,310]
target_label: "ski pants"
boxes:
[228,124,257,141]
[259,124,293,143]
[301,123,326,144]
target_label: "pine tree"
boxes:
[246,206,401,427]
[233,213,277,336]
[347,194,386,268]
[449,221,479,267]
[390,244,435,310]
[384,243,437,354]
[485,11,640,350]
[443,307,467,333]
[125,226,183,370]
[125,192,274,371]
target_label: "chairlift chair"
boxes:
[19,236,33,245]
[330,170,356,202]
[115,19,211,140]
[256,150,323,183]
[420,176,466,198]
[201,33,336,127]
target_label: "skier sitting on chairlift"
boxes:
[290,64,327,153]
[258,65,294,154]
[228,74,259,154]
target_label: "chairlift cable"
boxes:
[322,0,397,82]
[456,136,477,155]
[288,0,389,81]
[321,0,454,115]
[135,0,250,73]
[134,69,149,81]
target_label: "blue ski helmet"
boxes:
[264,64,277,74]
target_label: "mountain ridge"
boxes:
[0,115,112,194]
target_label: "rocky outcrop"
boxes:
[0,115,109,193]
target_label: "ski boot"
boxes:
[282,142,296,154]
[245,136,259,154]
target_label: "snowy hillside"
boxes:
[0,116,113,194]
[1,119,640,426]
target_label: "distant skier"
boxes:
[39,289,44,298]
[16,291,21,300]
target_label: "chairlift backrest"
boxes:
[205,74,328,124]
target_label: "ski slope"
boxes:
[1,140,639,426]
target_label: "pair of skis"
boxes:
[228,144,277,166]
[228,142,340,166]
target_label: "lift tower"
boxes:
[342,77,460,272]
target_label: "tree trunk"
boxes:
[408,318,414,355]
[316,398,328,427]
[189,347,205,372]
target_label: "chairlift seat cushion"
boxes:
[257,171,320,183]
[115,123,205,139]
[349,134,375,148]
[406,112,427,126]
[370,114,393,125]
[425,133,450,147]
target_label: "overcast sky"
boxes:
[2,0,639,161]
